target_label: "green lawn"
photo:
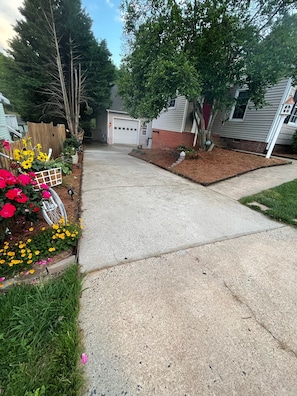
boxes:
[239,179,297,226]
[0,265,84,396]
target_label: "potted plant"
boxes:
[63,137,81,164]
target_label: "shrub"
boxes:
[0,169,50,225]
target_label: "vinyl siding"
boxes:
[212,79,289,142]
[277,123,296,145]
[152,96,187,133]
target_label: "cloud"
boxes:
[105,0,115,8]
[0,1,23,51]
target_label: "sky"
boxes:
[0,0,124,66]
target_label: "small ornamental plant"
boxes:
[0,169,50,225]
[12,138,50,172]
[0,219,82,278]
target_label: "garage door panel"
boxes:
[114,119,138,144]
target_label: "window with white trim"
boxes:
[168,98,176,108]
[230,90,249,120]
[284,90,297,125]
[141,122,147,135]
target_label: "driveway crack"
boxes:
[223,281,297,359]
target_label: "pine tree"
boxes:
[4,0,115,128]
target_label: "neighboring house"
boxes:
[94,85,153,147]
[0,93,26,141]
[212,78,296,155]
[151,78,297,156]
[0,93,12,142]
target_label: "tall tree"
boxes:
[3,0,115,129]
[119,0,297,147]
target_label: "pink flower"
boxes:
[0,180,6,188]
[0,203,16,218]
[81,353,88,364]
[0,277,5,282]
[15,194,29,203]
[6,188,23,200]
[42,190,51,199]
[0,169,16,186]
[40,183,49,190]
[2,140,10,150]
[18,174,31,186]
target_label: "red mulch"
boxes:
[129,147,290,185]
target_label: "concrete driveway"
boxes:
[79,145,297,395]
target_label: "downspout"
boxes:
[181,98,189,132]
[266,78,292,155]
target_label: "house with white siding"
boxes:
[94,85,153,147]
[151,78,297,156]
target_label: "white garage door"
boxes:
[114,118,138,144]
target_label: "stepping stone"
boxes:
[248,201,270,211]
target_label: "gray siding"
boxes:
[277,123,296,145]
[152,96,187,132]
[212,79,289,142]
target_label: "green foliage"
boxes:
[0,220,82,278]
[240,179,297,226]
[119,0,297,140]
[0,265,84,396]
[63,137,81,150]
[292,130,297,153]
[3,0,115,123]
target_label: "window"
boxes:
[230,90,249,120]
[141,122,147,136]
[284,90,297,125]
[168,98,176,108]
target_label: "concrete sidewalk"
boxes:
[78,146,297,395]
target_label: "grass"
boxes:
[239,179,297,226]
[0,265,84,396]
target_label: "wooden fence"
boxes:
[0,122,66,170]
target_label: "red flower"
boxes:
[33,206,40,212]
[42,190,51,199]
[40,183,49,190]
[18,174,31,186]
[0,169,16,186]
[2,140,11,150]
[15,194,29,203]
[6,188,22,200]
[0,179,6,188]
[0,203,16,218]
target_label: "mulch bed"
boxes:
[129,147,290,185]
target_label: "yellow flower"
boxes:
[37,143,42,150]
[0,259,5,264]
[66,230,71,237]
[22,160,32,170]
[27,239,32,243]
[21,249,26,254]
[27,260,33,264]
[29,269,35,274]
[28,253,33,259]
[52,224,59,230]
[59,233,65,240]
[49,247,56,252]
[29,227,34,232]
[8,251,15,257]
[35,250,40,256]
[22,138,27,147]
[0,284,4,288]
[41,227,46,231]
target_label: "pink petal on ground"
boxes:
[81,353,88,364]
